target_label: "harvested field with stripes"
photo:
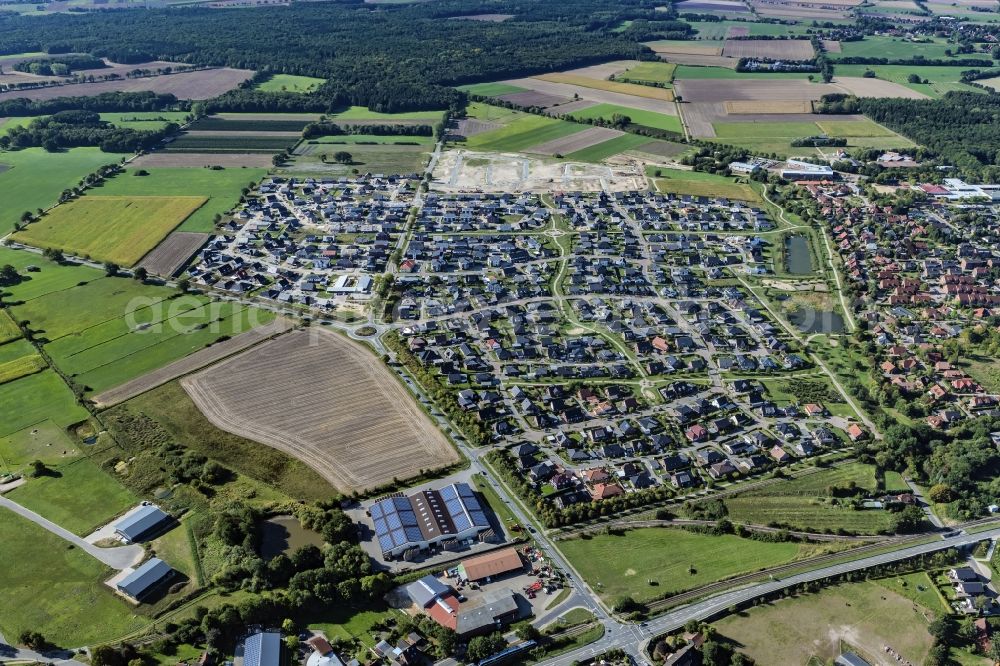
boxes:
[0,67,253,102]
[497,91,569,107]
[181,327,461,493]
[721,39,815,60]
[503,78,678,114]
[528,127,625,156]
[675,78,839,103]
[92,317,293,407]
[724,100,814,113]
[137,231,210,277]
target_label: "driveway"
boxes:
[0,496,144,570]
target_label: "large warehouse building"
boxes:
[370,482,492,559]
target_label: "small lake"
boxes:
[258,515,325,560]
[785,235,813,275]
[789,308,846,334]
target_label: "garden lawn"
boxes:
[255,74,326,93]
[567,103,682,133]
[559,527,804,603]
[7,456,137,535]
[465,114,588,152]
[0,509,149,647]
[12,195,206,266]
[874,571,949,613]
[94,166,268,232]
[646,166,761,202]
[0,147,127,232]
[565,133,651,162]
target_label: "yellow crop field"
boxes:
[0,353,46,385]
[0,311,20,344]
[13,195,207,266]
[536,73,675,101]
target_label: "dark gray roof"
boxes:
[114,505,169,541]
[117,558,172,599]
[455,588,519,635]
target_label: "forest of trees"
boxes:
[0,0,676,112]
[0,91,181,117]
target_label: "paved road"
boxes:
[906,478,944,528]
[536,527,1000,666]
[0,496,143,570]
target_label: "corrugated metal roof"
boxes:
[117,558,172,599]
[245,632,282,666]
[114,505,169,541]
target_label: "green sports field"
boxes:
[94,166,267,232]
[0,509,150,647]
[255,73,326,93]
[560,527,811,603]
[12,195,207,266]
[567,103,682,133]
[0,147,128,232]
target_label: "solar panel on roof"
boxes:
[453,514,471,531]
[469,510,489,526]
[371,503,384,518]
[439,485,458,500]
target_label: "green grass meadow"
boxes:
[6,456,137,535]
[92,166,267,232]
[567,103,682,133]
[0,147,128,231]
[560,527,807,603]
[0,509,149,647]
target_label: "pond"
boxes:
[785,235,813,275]
[788,308,846,334]
[258,515,325,560]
